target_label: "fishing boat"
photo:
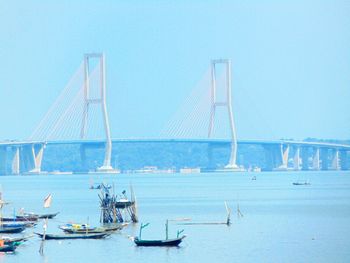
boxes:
[37,212,60,219]
[90,183,112,190]
[16,214,39,221]
[1,222,35,228]
[59,223,90,232]
[0,243,17,252]
[293,181,311,186]
[1,216,38,222]
[62,225,123,234]
[20,212,59,219]
[134,236,185,247]
[115,198,135,209]
[35,232,110,240]
[0,226,26,234]
[2,235,32,244]
[134,221,186,247]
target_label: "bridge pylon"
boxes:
[82,53,113,172]
[208,59,239,170]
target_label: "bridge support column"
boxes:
[80,144,87,172]
[263,145,282,171]
[312,147,320,170]
[301,147,309,171]
[0,147,7,175]
[207,145,215,170]
[209,59,239,170]
[293,146,301,170]
[29,144,45,173]
[22,146,31,173]
[82,53,113,172]
[331,149,340,170]
[12,147,20,175]
[339,150,348,170]
[276,144,289,170]
[320,148,329,170]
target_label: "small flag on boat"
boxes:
[43,194,52,208]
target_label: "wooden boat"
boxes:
[1,216,38,222]
[62,225,123,234]
[90,183,112,190]
[35,232,110,240]
[16,214,39,221]
[37,212,59,219]
[134,221,186,247]
[0,226,26,234]
[293,181,311,186]
[115,199,135,209]
[17,212,59,219]
[59,223,90,232]
[0,243,17,252]
[134,236,185,247]
[2,235,32,244]
[1,222,36,228]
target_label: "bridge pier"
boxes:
[80,144,87,171]
[21,145,36,173]
[320,148,329,170]
[0,146,7,175]
[30,144,45,173]
[301,147,309,171]
[208,59,239,170]
[11,147,20,175]
[82,53,113,172]
[331,149,340,170]
[276,144,289,170]
[293,146,301,170]
[312,147,320,170]
[339,150,348,170]
[263,145,282,171]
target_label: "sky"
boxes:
[0,0,349,141]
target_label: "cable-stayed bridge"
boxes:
[0,54,349,175]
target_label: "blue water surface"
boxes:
[0,171,350,263]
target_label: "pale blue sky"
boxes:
[0,0,349,140]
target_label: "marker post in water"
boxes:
[39,194,52,255]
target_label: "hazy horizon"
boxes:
[1,0,349,141]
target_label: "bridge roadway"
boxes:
[1,138,348,149]
[1,138,350,150]
[0,138,349,173]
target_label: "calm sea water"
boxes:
[0,171,350,263]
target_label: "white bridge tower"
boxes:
[82,53,113,171]
[208,59,239,170]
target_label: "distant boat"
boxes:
[179,167,201,174]
[35,232,110,240]
[89,183,112,190]
[48,170,73,175]
[293,181,311,186]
